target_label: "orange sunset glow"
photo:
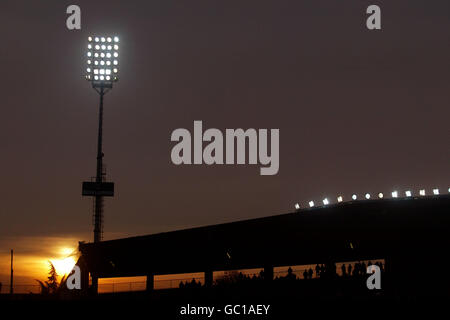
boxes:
[0,237,81,293]
[1,0,449,309]
[50,248,77,276]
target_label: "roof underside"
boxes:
[79,195,450,278]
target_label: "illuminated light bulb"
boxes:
[309,201,314,208]
[337,196,343,203]
[392,191,398,198]
[323,198,329,205]
[352,194,357,200]
[405,190,412,197]
[365,193,371,199]
[433,188,439,195]
[419,189,426,196]
[295,203,300,210]
[378,192,384,199]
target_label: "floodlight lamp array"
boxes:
[85,36,119,86]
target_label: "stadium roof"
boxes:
[79,195,450,278]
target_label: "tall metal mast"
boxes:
[94,85,105,243]
[82,35,119,293]
[10,249,13,295]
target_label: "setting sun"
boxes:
[48,247,77,276]
[50,257,76,276]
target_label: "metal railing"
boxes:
[1,260,383,295]
[0,284,41,294]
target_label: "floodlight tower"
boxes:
[82,35,119,293]
[82,36,119,243]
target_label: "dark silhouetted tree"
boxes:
[36,261,68,295]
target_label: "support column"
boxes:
[205,270,213,288]
[264,266,273,282]
[80,265,89,295]
[90,273,98,295]
[146,273,154,292]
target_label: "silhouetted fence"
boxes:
[0,284,41,294]
[0,260,383,295]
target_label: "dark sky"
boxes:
[1,0,449,242]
